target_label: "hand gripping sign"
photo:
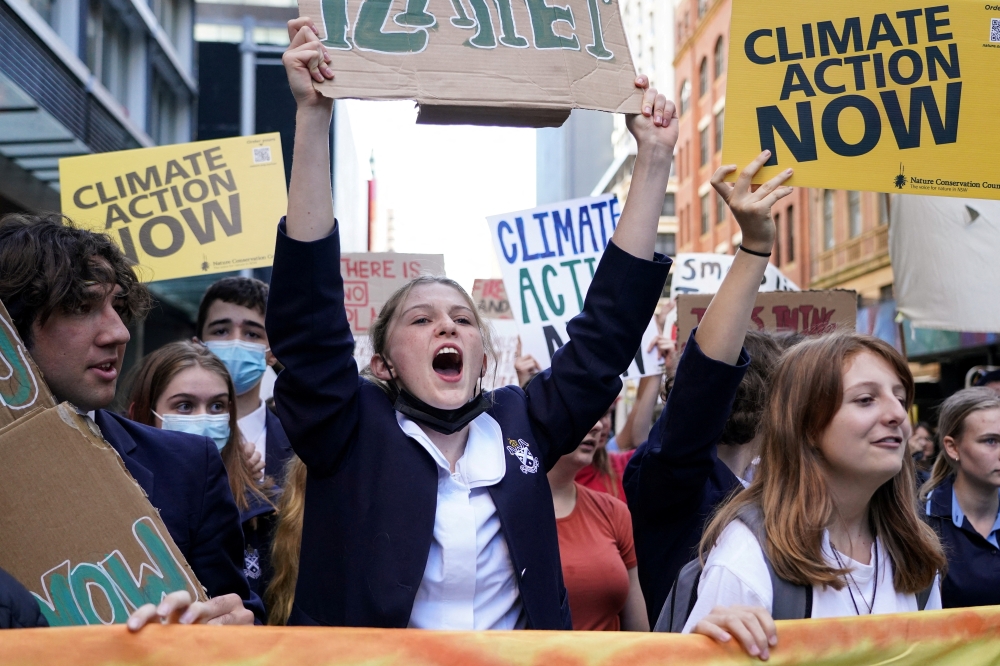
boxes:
[722,0,1000,199]
[296,0,643,127]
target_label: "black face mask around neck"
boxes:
[393,388,491,435]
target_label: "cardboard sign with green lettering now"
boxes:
[0,300,206,626]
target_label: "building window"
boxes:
[699,128,709,166]
[823,190,835,250]
[661,192,676,217]
[787,205,795,262]
[679,80,691,115]
[87,0,131,105]
[698,0,708,19]
[714,109,724,153]
[150,70,179,145]
[879,284,894,302]
[655,233,676,257]
[27,0,53,23]
[774,213,781,264]
[716,191,726,225]
[699,58,708,97]
[714,37,725,79]
[152,0,182,47]
[878,193,890,226]
[700,194,710,234]
[848,191,861,238]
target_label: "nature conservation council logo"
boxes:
[894,164,907,189]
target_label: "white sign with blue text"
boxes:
[487,194,662,379]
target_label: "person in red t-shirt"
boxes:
[548,419,648,631]
[572,409,634,500]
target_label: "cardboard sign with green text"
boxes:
[297,0,642,126]
[722,0,1000,199]
[0,300,206,626]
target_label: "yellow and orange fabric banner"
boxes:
[1,605,999,665]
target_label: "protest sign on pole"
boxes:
[487,194,661,379]
[676,290,858,345]
[59,134,287,282]
[472,279,518,389]
[670,252,799,298]
[295,0,642,127]
[0,300,205,626]
[722,0,1000,200]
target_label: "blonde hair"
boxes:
[265,455,307,625]
[700,332,945,593]
[920,387,1000,501]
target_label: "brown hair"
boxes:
[125,341,274,514]
[920,387,1000,501]
[0,213,151,346]
[196,276,269,339]
[265,455,307,625]
[700,332,945,593]
[720,330,784,446]
[363,275,498,395]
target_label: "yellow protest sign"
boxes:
[59,134,287,281]
[722,0,1000,199]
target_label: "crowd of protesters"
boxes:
[0,16,997,660]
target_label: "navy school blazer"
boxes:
[266,220,671,629]
[925,475,1000,608]
[623,334,750,625]
[0,566,47,629]
[94,411,266,622]
[263,408,294,478]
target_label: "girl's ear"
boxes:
[127,402,135,420]
[370,354,394,382]
[942,435,960,462]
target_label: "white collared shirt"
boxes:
[238,401,268,473]
[397,411,526,630]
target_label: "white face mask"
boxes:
[154,411,231,450]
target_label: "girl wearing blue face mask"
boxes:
[125,341,279,614]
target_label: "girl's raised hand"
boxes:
[710,152,792,255]
[282,18,335,109]
[693,604,778,661]
[626,76,679,157]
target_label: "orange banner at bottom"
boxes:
[1,606,998,665]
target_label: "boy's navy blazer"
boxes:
[267,221,671,629]
[93,410,266,622]
[0,566,47,628]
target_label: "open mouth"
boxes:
[432,345,463,380]
[89,361,117,380]
[872,436,902,448]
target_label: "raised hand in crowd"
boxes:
[514,337,542,388]
[245,438,266,479]
[127,591,254,631]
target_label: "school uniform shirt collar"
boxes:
[951,486,1000,548]
[396,410,524,630]
[239,400,268,443]
[396,411,506,487]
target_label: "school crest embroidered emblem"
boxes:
[506,438,539,474]
[244,547,261,580]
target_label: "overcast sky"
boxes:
[344,100,537,291]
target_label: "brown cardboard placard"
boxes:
[0,300,206,625]
[0,300,55,428]
[676,290,858,347]
[341,252,445,334]
[297,0,642,127]
[471,278,513,320]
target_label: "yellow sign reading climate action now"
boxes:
[60,134,287,281]
[723,0,1000,199]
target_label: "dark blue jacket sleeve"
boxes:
[0,566,47,628]
[624,331,749,520]
[191,437,266,623]
[525,241,671,471]
[266,220,360,478]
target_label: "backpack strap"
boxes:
[735,503,813,620]
[915,584,933,611]
[654,557,704,632]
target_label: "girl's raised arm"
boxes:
[283,18,336,242]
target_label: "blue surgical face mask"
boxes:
[155,412,231,450]
[204,340,268,395]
